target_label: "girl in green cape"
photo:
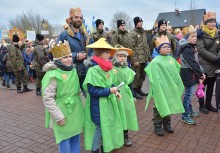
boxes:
[83,38,124,153]
[145,35,184,136]
[111,44,139,146]
[42,41,84,153]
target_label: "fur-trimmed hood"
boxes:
[43,62,58,72]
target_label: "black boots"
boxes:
[36,87,41,96]
[23,86,32,92]
[163,123,174,133]
[133,88,143,100]
[205,105,218,112]
[2,80,6,86]
[199,106,209,114]
[124,130,132,146]
[137,87,148,96]
[17,87,23,93]
[6,84,10,88]
[154,123,174,136]
[92,149,99,153]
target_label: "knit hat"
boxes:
[12,35,20,42]
[95,19,104,28]
[203,12,216,25]
[158,19,167,28]
[133,16,143,27]
[117,19,125,28]
[36,34,44,41]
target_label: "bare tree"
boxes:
[110,11,133,31]
[8,11,54,38]
[52,24,64,37]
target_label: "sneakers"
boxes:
[190,110,200,117]
[181,116,196,125]
[29,77,35,82]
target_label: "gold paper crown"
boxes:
[49,41,71,60]
[66,7,82,24]
[204,12,216,22]
[154,35,170,48]
[182,25,196,36]
[174,28,181,35]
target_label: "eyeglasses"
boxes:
[161,46,171,49]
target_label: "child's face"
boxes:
[99,51,111,60]
[187,32,197,44]
[159,44,171,55]
[116,54,127,63]
[61,55,73,66]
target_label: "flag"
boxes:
[91,16,96,33]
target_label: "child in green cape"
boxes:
[111,44,139,146]
[83,38,124,153]
[145,35,185,136]
[42,41,84,153]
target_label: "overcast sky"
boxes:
[1,0,220,30]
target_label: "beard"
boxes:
[72,21,82,28]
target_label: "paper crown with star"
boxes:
[49,41,72,60]
[203,12,216,25]
[154,35,170,48]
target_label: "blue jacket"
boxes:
[57,26,93,77]
[22,49,34,66]
[86,60,112,124]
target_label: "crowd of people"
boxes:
[0,6,220,153]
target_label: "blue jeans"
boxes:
[25,65,33,77]
[59,134,80,153]
[4,72,15,85]
[92,124,102,151]
[182,85,195,117]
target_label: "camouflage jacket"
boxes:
[150,31,177,56]
[8,44,25,72]
[33,40,49,71]
[110,29,131,48]
[129,27,150,63]
[90,29,105,42]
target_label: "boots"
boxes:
[205,104,218,112]
[12,80,15,84]
[2,80,6,86]
[124,130,132,146]
[6,84,10,88]
[137,87,148,96]
[133,88,143,100]
[163,122,174,133]
[154,124,164,136]
[17,87,23,93]
[29,77,35,82]
[23,86,32,92]
[199,99,209,114]
[36,87,41,96]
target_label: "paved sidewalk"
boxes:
[0,81,220,153]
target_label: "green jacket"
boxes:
[129,27,150,63]
[197,30,220,77]
[150,31,177,56]
[90,29,105,42]
[33,40,49,71]
[110,30,131,48]
[8,44,25,72]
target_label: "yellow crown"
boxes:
[174,28,181,35]
[182,25,196,36]
[154,35,170,48]
[49,41,71,60]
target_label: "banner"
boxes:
[26,30,36,41]
[41,30,49,35]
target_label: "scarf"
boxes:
[202,25,217,38]
[53,60,74,71]
[92,56,113,72]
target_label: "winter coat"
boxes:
[22,49,34,66]
[90,29,105,42]
[129,27,150,64]
[196,29,220,77]
[57,25,93,77]
[179,39,204,86]
[2,53,13,72]
[150,31,177,57]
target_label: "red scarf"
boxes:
[93,56,113,72]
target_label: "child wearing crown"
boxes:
[145,35,185,136]
[179,25,205,125]
[111,44,139,146]
[83,38,124,153]
[42,41,84,153]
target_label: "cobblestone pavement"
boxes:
[0,80,220,153]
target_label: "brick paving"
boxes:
[0,81,220,153]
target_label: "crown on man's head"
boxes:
[204,12,216,22]
[154,35,170,48]
[49,41,71,60]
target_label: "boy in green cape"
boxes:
[83,38,124,153]
[145,35,184,136]
[42,41,84,153]
[111,44,139,146]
